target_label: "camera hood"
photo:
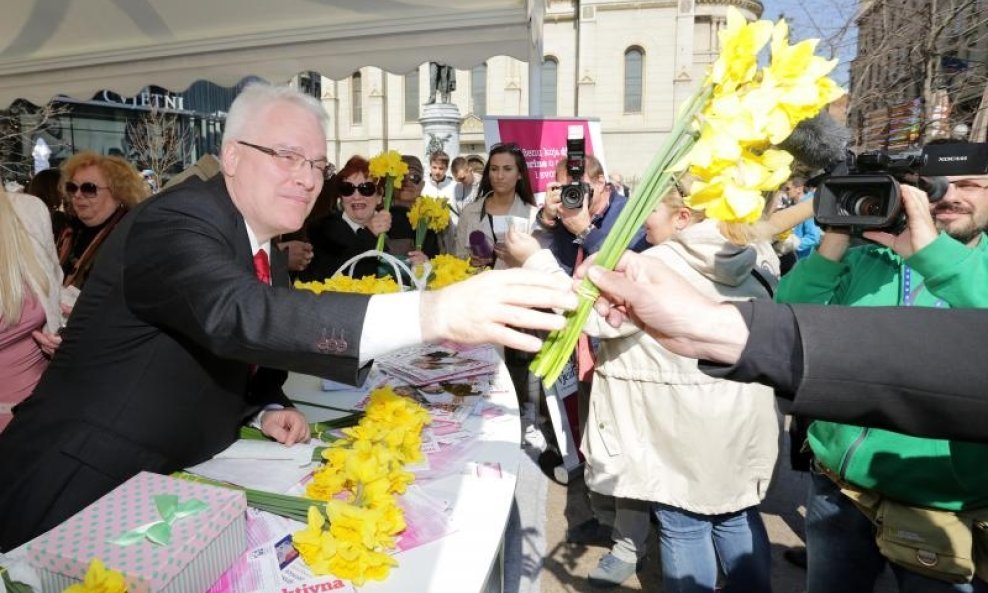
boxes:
[814,174,903,229]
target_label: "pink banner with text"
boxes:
[482,117,606,203]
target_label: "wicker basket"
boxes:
[332,249,431,291]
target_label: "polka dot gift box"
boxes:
[26,472,247,593]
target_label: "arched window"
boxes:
[404,68,420,121]
[541,57,558,116]
[351,71,362,125]
[624,47,644,113]
[472,63,487,116]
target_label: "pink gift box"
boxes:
[27,471,247,593]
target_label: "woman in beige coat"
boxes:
[510,191,781,591]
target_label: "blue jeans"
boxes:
[654,504,771,593]
[807,469,987,593]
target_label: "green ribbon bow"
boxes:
[107,494,208,546]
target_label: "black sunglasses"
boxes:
[65,181,109,197]
[404,173,423,185]
[490,142,522,153]
[340,181,377,197]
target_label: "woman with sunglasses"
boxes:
[305,156,427,281]
[59,151,150,291]
[454,143,538,269]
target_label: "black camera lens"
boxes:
[560,183,586,209]
[839,191,887,218]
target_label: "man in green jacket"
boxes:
[777,174,988,592]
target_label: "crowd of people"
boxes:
[1,81,987,593]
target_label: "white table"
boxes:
[283,359,521,593]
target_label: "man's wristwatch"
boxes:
[573,224,595,245]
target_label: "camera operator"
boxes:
[536,155,649,276]
[775,171,988,592]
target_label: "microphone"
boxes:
[777,111,852,173]
[469,231,493,260]
[763,112,852,235]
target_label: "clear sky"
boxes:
[759,0,857,87]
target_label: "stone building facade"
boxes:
[318,0,763,184]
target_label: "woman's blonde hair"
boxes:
[675,175,775,246]
[0,192,49,329]
[61,151,150,207]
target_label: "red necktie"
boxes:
[253,249,271,285]
[249,249,270,378]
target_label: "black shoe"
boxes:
[565,518,613,548]
[783,547,807,569]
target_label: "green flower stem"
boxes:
[375,177,396,253]
[171,472,316,523]
[414,218,428,251]
[530,85,713,387]
[1,567,33,593]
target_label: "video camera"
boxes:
[560,126,590,209]
[814,143,988,234]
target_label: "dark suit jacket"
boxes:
[705,300,988,443]
[0,176,372,550]
[302,212,382,281]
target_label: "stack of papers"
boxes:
[377,344,497,386]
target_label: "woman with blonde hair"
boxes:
[508,185,782,591]
[0,191,63,431]
[59,151,149,290]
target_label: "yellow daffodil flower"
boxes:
[62,558,127,593]
[368,150,408,186]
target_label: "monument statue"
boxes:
[426,133,451,158]
[426,62,456,104]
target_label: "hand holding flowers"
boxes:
[530,7,845,386]
[407,195,451,251]
[368,151,409,252]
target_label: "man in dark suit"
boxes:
[0,83,576,551]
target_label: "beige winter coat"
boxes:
[527,219,782,514]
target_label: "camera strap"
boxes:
[902,265,945,308]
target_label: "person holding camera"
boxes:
[776,175,988,592]
[535,154,650,558]
[536,155,648,276]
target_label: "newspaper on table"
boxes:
[376,344,497,386]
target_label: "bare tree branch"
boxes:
[126,106,193,190]
[0,100,70,183]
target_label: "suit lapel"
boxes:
[270,247,290,288]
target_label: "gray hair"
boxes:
[222,82,329,147]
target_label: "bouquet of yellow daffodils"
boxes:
[407,195,451,250]
[369,150,409,253]
[530,7,845,386]
[294,275,401,295]
[417,254,477,290]
[293,386,431,585]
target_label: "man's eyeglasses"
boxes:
[950,178,988,194]
[65,181,109,198]
[237,141,331,178]
[340,181,377,197]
